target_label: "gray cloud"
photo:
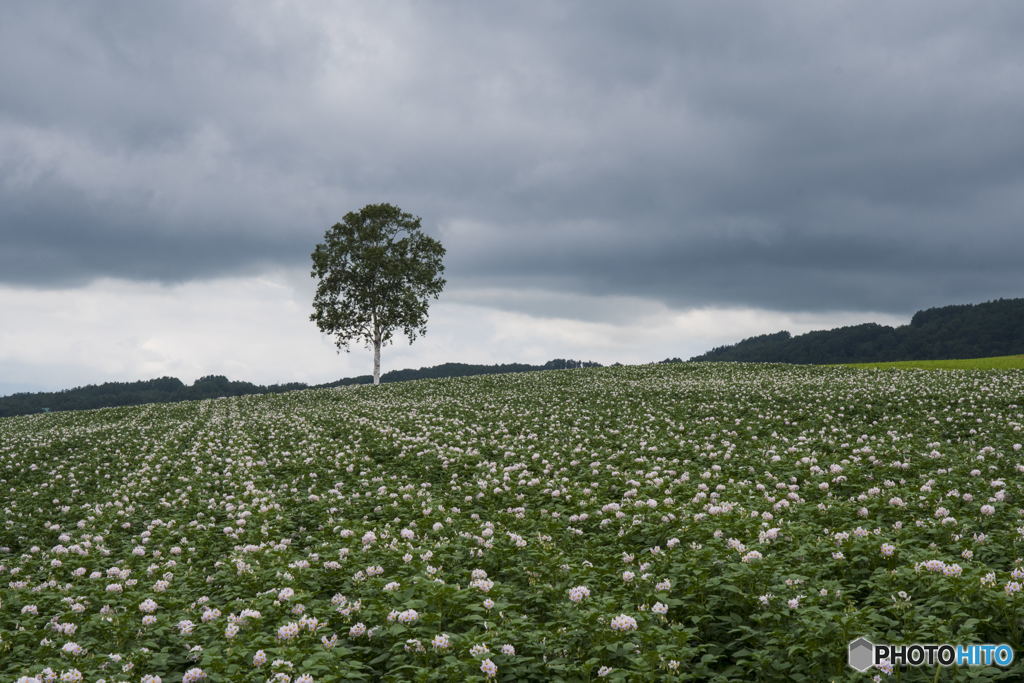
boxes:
[3,0,1024,314]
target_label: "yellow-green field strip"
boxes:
[845,354,1024,370]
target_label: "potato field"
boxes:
[3,363,1024,681]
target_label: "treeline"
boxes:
[0,359,601,417]
[320,358,601,387]
[0,375,307,418]
[691,298,1024,364]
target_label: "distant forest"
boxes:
[691,298,1024,364]
[0,359,600,418]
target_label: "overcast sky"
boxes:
[3,1,1023,394]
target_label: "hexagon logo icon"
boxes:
[848,637,875,672]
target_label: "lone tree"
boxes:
[311,203,446,385]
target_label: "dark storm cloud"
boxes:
[3,1,1024,313]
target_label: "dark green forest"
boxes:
[0,359,600,417]
[691,298,1024,364]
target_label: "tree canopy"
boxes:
[310,203,446,384]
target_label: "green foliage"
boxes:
[692,297,1024,364]
[4,363,1024,680]
[847,355,1024,370]
[310,203,446,357]
[0,376,306,418]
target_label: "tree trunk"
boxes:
[372,336,381,386]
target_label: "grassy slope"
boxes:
[845,354,1024,370]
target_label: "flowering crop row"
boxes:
[2,363,1024,680]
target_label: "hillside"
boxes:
[4,363,1024,679]
[0,358,599,417]
[846,354,1024,370]
[691,297,1024,364]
